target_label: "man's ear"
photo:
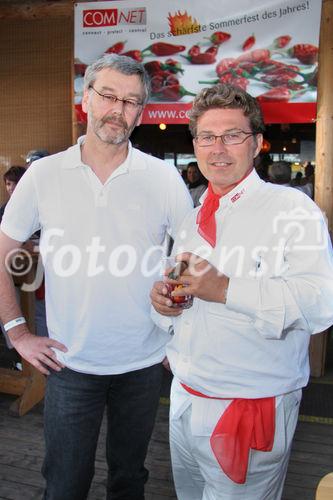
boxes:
[81,87,90,114]
[134,109,144,128]
[254,134,263,158]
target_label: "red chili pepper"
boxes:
[220,74,249,90]
[289,44,318,65]
[256,87,292,103]
[144,61,163,75]
[154,84,195,101]
[188,52,217,64]
[105,42,126,54]
[165,58,184,74]
[236,49,270,63]
[237,61,260,74]
[143,42,186,56]
[121,50,143,62]
[164,74,180,86]
[150,74,165,93]
[209,31,231,45]
[273,35,291,48]
[74,62,87,76]
[144,60,183,76]
[188,45,201,57]
[260,72,299,87]
[205,46,218,57]
[216,58,237,77]
[242,35,255,51]
[200,71,249,90]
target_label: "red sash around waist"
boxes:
[181,383,275,484]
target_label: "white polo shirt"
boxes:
[1,139,192,374]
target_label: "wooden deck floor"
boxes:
[0,393,333,500]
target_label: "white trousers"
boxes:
[169,379,301,500]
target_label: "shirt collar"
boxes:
[198,168,264,208]
[61,136,145,173]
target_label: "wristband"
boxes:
[3,317,26,332]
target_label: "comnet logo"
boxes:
[83,7,146,28]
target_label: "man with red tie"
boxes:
[150,83,333,499]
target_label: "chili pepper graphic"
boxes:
[154,84,195,101]
[205,46,218,57]
[207,31,231,45]
[142,42,186,56]
[151,74,165,93]
[144,60,184,76]
[189,52,217,64]
[188,45,201,58]
[289,44,318,65]
[242,35,255,51]
[183,45,218,65]
[236,49,270,63]
[165,58,184,74]
[260,60,299,73]
[121,50,143,62]
[105,42,126,54]
[215,58,237,77]
[256,87,305,103]
[273,35,291,49]
[200,70,249,91]
[74,61,87,76]
[144,60,163,74]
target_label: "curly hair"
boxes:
[188,83,265,137]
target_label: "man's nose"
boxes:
[213,136,228,151]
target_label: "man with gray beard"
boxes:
[0,54,192,500]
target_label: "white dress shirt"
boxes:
[1,139,192,375]
[166,169,333,398]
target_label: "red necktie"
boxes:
[181,383,275,484]
[196,182,221,247]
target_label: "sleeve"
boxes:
[0,167,40,242]
[165,167,193,237]
[226,198,333,339]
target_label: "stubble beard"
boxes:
[91,109,141,145]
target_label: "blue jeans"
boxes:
[42,363,163,500]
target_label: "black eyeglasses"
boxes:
[194,130,256,147]
[89,85,143,112]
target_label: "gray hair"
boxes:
[84,53,151,105]
[188,83,265,137]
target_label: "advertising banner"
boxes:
[74,0,321,124]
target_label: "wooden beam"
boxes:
[315,0,333,234]
[0,1,74,20]
[310,0,333,378]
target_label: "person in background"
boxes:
[291,171,303,187]
[25,149,49,167]
[0,166,26,223]
[268,160,292,186]
[0,54,192,500]
[294,162,314,198]
[150,83,333,500]
[186,161,208,207]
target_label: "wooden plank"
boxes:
[0,1,74,20]
[0,480,43,500]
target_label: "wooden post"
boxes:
[310,0,333,377]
